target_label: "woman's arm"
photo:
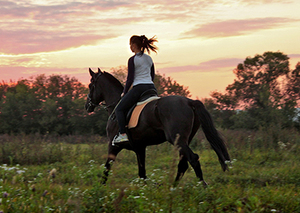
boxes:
[151,63,155,81]
[123,56,135,94]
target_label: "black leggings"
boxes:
[115,84,156,134]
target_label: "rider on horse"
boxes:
[113,35,158,145]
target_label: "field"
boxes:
[1,128,300,213]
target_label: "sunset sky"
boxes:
[1,0,300,98]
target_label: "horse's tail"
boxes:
[190,99,230,171]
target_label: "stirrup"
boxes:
[112,133,129,146]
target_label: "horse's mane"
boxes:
[102,71,124,90]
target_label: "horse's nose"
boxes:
[85,103,95,113]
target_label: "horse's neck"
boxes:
[103,87,122,115]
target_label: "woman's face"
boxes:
[130,42,139,53]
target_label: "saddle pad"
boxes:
[128,96,160,129]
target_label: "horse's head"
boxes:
[85,68,105,112]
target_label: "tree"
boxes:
[154,73,191,97]
[210,51,298,129]
[0,74,109,135]
[222,51,289,109]
[285,62,300,104]
[110,66,127,86]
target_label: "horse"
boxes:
[85,68,230,185]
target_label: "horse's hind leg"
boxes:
[176,139,207,186]
[175,155,189,182]
[135,147,147,179]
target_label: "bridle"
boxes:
[86,93,99,108]
[86,72,121,111]
[87,73,102,109]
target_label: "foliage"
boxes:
[209,51,300,130]
[285,62,300,103]
[154,72,191,97]
[0,74,108,135]
[221,51,290,109]
[1,130,300,212]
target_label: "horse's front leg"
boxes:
[135,147,147,179]
[101,145,122,184]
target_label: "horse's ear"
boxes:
[98,68,103,74]
[89,68,95,78]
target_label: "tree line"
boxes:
[0,70,190,135]
[1,51,299,135]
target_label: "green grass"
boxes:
[1,132,300,212]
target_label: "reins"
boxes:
[107,98,122,121]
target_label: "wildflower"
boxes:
[49,168,57,178]
[3,192,8,198]
[16,170,25,174]
[278,141,286,150]
[31,184,36,192]
[170,187,176,192]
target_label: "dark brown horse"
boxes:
[85,68,230,185]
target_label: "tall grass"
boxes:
[0,134,104,165]
[1,128,300,212]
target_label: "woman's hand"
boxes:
[121,92,124,98]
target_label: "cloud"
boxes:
[0,0,243,55]
[159,58,242,74]
[183,17,298,38]
[240,0,293,4]
[289,54,300,59]
[0,66,91,84]
[0,28,114,54]
[0,0,132,54]
[0,0,129,18]
[1,0,298,55]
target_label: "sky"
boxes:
[1,0,300,98]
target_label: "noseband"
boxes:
[87,93,99,108]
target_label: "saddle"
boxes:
[126,89,160,129]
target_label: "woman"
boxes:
[113,35,158,145]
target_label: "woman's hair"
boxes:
[130,35,158,54]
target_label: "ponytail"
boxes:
[130,35,158,54]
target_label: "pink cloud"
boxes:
[0,1,129,18]
[240,0,293,4]
[0,66,92,84]
[289,54,300,59]
[0,0,132,54]
[0,28,113,54]
[183,17,298,38]
[159,58,242,74]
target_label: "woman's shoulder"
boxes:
[141,53,153,61]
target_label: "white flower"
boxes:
[16,170,25,174]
